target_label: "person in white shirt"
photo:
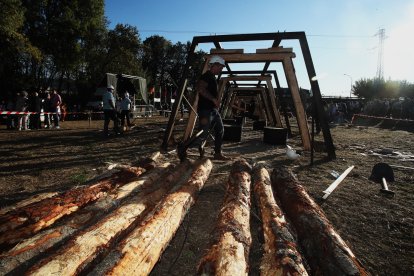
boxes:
[120,91,133,131]
[102,85,120,136]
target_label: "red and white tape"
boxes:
[0,111,56,115]
[0,111,104,115]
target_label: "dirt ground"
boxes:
[0,115,413,275]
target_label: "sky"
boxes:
[105,0,414,97]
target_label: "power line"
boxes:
[138,29,376,39]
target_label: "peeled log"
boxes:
[197,159,252,276]
[271,166,368,276]
[0,163,171,275]
[103,158,213,276]
[0,166,146,248]
[26,161,192,276]
[0,192,58,216]
[252,165,308,276]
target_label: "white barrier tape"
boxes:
[0,111,104,115]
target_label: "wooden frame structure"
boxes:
[161,32,336,159]
[222,87,267,120]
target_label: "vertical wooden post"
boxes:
[260,88,274,125]
[222,88,234,118]
[256,92,267,122]
[265,79,283,127]
[298,33,336,159]
[162,41,198,150]
[282,57,311,150]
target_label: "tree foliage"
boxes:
[353,78,414,99]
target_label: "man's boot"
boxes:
[198,144,205,159]
[213,151,231,161]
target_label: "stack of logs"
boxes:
[0,154,368,275]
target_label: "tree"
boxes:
[142,35,172,90]
[18,0,107,93]
[102,24,144,77]
[353,78,414,99]
[0,0,41,97]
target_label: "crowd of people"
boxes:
[0,90,63,130]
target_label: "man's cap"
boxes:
[107,85,115,90]
[209,55,226,66]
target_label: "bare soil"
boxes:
[0,116,413,275]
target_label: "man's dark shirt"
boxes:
[198,71,218,111]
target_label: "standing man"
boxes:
[102,84,119,136]
[120,91,133,131]
[29,91,42,129]
[50,90,62,128]
[195,55,229,160]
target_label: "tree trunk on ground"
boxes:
[197,159,252,276]
[25,161,192,276]
[0,165,147,248]
[0,192,58,216]
[271,166,368,276]
[252,164,308,276]
[100,158,213,276]
[0,163,171,275]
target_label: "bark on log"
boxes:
[0,166,146,248]
[197,159,252,276]
[0,163,172,275]
[271,166,368,276]
[0,192,58,216]
[101,158,213,276]
[252,164,308,276]
[26,161,192,276]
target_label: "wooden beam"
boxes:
[256,47,293,53]
[162,79,188,148]
[230,87,265,91]
[298,33,336,159]
[260,89,274,125]
[282,57,311,150]
[217,53,296,63]
[220,75,272,82]
[210,48,244,54]
[162,40,198,150]
[265,80,283,127]
[256,94,267,120]
[222,89,235,118]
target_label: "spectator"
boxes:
[102,85,120,136]
[50,90,62,128]
[43,93,52,128]
[120,92,133,131]
[29,91,42,129]
[15,91,29,130]
[60,103,67,122]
